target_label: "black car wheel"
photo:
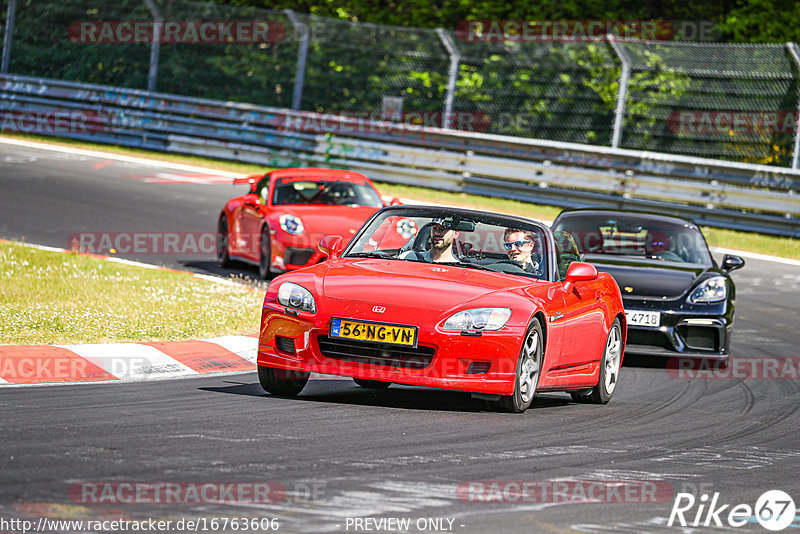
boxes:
[499,318,543,413]
[571,318,622,404]
[216,216,231,267]
[259,229,272,279]
[258,365,309,396]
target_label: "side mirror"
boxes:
[721,254,745,272]
[242,193,260,206]
[563,261,598,293]
[319,235,344,258]
[390,197,402,205]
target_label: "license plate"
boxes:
[626,310,661,327]
[330,318,418,347]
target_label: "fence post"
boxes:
[285,9,309,111]
[786,42,800,170]
[607,34,631,149]
[1,0,16,74]
[143,0,162,92]
[435,28,460,130]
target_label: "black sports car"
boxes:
[552,209,744,360]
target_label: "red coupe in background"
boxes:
[217,168,399,278]
[257,205,627,413]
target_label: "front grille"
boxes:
[317,335,435,369]
[627,329,673,351]
[285,247,314,266]
[678,325,718,351]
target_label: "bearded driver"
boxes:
[400,217,461,263]
[426,219,460,262]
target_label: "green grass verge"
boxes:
[3,132,799,260]
[0,241,263,345]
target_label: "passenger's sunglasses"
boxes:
[503,240,532,250]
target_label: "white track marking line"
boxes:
[0,136,242,176]
[711,247,800,267]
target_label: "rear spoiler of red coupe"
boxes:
[233,173,263,186]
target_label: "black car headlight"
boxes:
[277,282,316,313]
[688,276,727,303]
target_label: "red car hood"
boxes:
[272,205,379,243]
[322,259,531,312]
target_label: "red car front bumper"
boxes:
[257,304,525,396]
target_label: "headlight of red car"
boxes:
[277,282,316,313]
[279,214,304,235]
[442,308,511,331]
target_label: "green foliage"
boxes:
[719,0,800,43]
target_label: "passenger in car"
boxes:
[503,228,541,274]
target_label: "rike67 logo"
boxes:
[668,490,796,531]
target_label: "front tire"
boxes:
[353,378,392,389]
[258,229,272,279]
[258,365,309,397]
[499,318,543,413]
[216,215,231,267]
[571,318,622,404]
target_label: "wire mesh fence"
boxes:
[620,42,799,166]
[3,0,800,168]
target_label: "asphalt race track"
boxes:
[1,139,800,533]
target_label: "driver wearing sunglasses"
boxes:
[503,228,540,274]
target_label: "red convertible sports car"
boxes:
[257,205,627,412]
[217,168,398,278]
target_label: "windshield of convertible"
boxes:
[346,208,549,279]
[553,213,712,266]
[272,176,383,207]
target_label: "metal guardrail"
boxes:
[1,73,799,237]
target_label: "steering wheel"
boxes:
[653,251,683,262]
[399,222,433,255]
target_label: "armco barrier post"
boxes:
[786,42,800,170]
[435,28,461,130]
[1,0,16,74]
[607,34,631,150]
[143,0,162,92]
[285,9,309,111]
